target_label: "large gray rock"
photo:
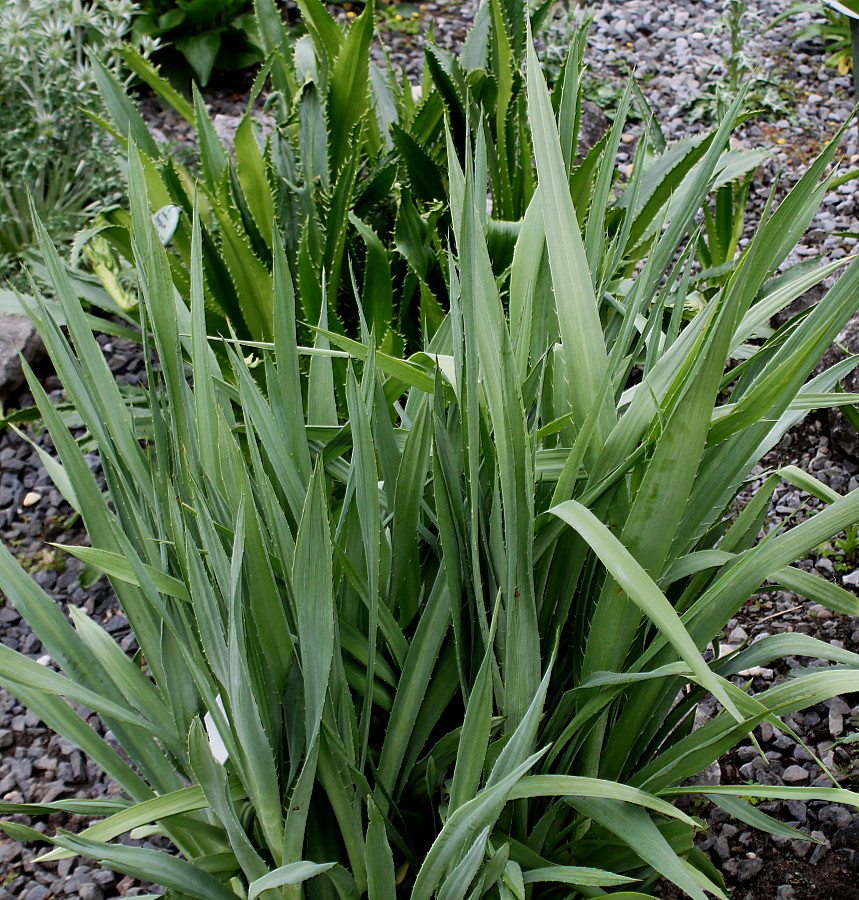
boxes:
[213,112,276,154]
[577,100,608,160]
[0,314,42,400]
[723,856,763,883]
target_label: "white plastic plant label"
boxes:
[204,694,229,765]
[152,205,181,246]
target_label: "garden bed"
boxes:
[3,0,859,897]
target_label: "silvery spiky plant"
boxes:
[2,25,859,900]
[0,0,155,278]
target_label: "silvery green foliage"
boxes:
[3,42,859,897]
[0,0,155,277]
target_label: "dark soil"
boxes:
[659,845,859,900]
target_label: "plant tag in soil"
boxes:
[204,694,229,764]
[152,205,181,245]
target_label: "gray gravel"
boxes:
[0,343,165,899]
[579,0,859,269]
[4,1,859,897]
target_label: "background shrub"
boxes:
[131,0,262,87]
[0,0,151,285]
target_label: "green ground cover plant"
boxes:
[2,21,859,897]
[132,0,262,86]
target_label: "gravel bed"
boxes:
[0,341,164,899]
[582,0,859,265]
[4,1,859,897]
[579,3,859,894]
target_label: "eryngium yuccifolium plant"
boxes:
[0,0,153,279]
[27,0,769,371]
[3,40,859,900]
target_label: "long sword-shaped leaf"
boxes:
[248,861,336,899]
[461,136,540,724]
[411,751,545,900]
[188,719,268,881]
[522,867,637,887]
[328,0,374,173]
[54,545,189,601]
[346,363,381,765]
[448,639,495,813]
[1,824,237,900]
[564,799,714,900]
[365,797,396,900]
[550,500,743,722]
[91,58,159,158]
[526,33,612,445]
[377,571,450,802]
[437,826,490,900]
[294,463,336,742]
[35,780,241,863]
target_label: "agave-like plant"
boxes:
[96,0,578,349]
[1,0,769,371]
[3,37,859,900]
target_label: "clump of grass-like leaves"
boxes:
[2,37,859,900]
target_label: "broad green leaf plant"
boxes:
[4,32,859,900]
[131,0,262,86]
